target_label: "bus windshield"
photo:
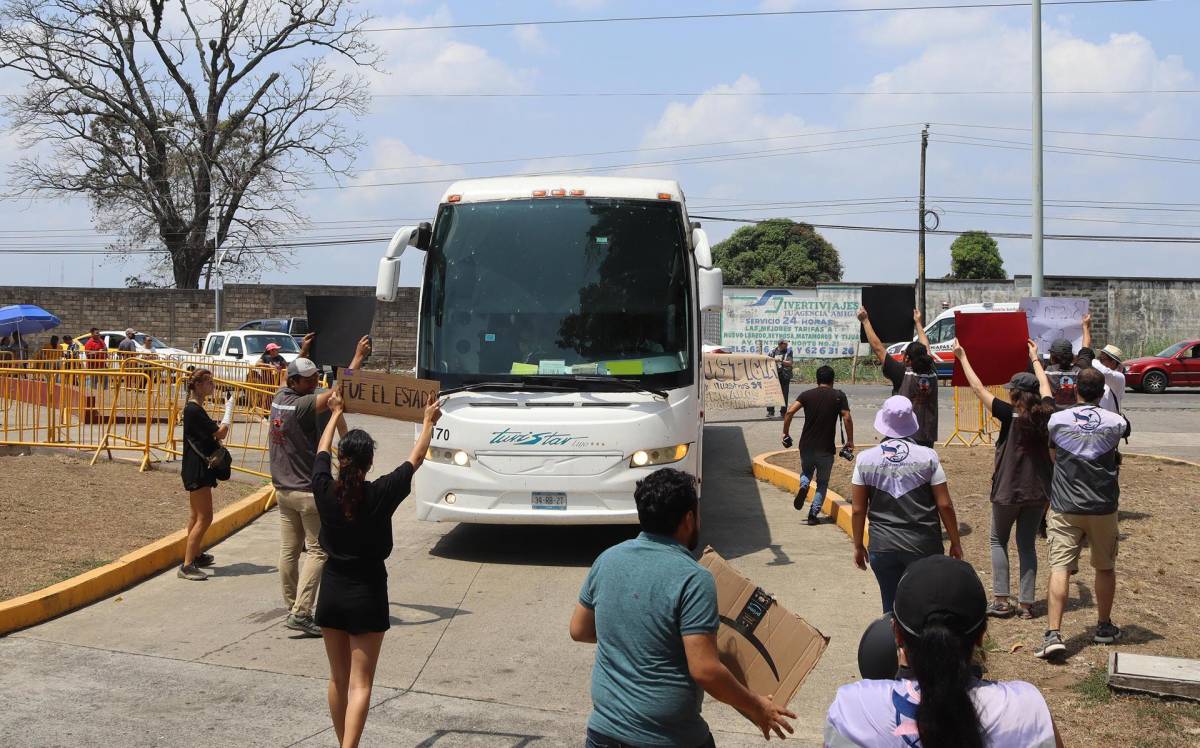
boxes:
[419,197,693,390]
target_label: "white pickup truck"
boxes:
[194,330,302,381]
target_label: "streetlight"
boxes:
[156,126,227,328]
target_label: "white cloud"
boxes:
[857,8,996,47]
[357,8,535,95]
[641,75,810,148]
[512,24,552,54]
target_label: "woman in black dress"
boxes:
[313,389,441,748]
[179,368,232,581]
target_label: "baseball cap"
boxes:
[1004,372,1039,393]
[125,328,136,337]
[1049,339,1073,357]
[264,343,281,353]
[893,556,987,638]
[287,357,319,378]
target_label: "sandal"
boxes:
[986,601,1014,618]
[1017,605,1035,620]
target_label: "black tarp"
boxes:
[860,285,917,344]
[304,295,377,368]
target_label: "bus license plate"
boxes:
[532,492,567,510]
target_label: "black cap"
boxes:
[893,556,987,637]
[1050,338,1073,357]
[1004,372,1039,393]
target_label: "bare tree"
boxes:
[0,0,378,288]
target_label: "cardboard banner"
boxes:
[951,311,1030,387]
[305,295,377,368]
[720,287,862,359]
[339,369,439,422]
[703,353,784,410]
[1019,297,1089,355]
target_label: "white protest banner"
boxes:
[703,353,784,410]
[1019,297,1090,354]
[720,287,862,359]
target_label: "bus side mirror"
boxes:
[377,223,431,301]
[698,267,723,312]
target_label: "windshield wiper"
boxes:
[439,380,576,396]
[539,375,669,400]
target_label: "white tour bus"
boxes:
[376,176,723,524]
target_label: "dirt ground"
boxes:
[0,452,251,601]
[767,446,1200,747]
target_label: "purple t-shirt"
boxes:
[824,678,1056,747]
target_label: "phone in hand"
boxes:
[782,434,793,449]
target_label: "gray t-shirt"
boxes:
[579,533,719,747]
[1048,404,1130,515]
[268,387,326,492]
[117,338,138,352]
[851,439,948,555]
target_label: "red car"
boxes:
[1124,340,1200,394]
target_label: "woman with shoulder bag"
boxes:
[179,368,234,581]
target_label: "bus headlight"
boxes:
[426,447,472,467]
[630,444,689,468]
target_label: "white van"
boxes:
[886,302,1020,377]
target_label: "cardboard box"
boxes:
[699,547,829,707]
[339,369,440,423]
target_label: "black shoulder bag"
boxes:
[187,436,233,481]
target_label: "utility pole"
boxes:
[1031,0,1045,296]
[918,124,929,322]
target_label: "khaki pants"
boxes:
[1047,509,1119,572]
[277,489,327,618]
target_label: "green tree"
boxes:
[949,231,1006,279]
[710,219,843,286]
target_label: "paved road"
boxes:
[1,411,878,748]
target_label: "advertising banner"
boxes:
[703,353,784,410]
[1019,297,1089,355]
[720,287,862,359]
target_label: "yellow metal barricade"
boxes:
[943,385,1011,447]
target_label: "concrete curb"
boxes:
[751,449,864,543]
[0,483,275,637]
[1126,452,1200,470]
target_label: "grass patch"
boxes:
[48,557,111,586]
[792,357,889,386]
[1075,666,1113,704]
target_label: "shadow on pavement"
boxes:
[699,424,773,561]
[429,524,638,567]
[390,602,472,627]
[215,562,277,577]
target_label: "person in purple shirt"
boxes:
[825,556,1064,748]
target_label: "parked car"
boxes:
[201,330,302,364]
[886,302,1021,377]
[1124,340,1200,394]
[71,330,189,359]
[237,317,308,345]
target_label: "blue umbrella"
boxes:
[0,304,62,337]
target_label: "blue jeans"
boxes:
[586,729,715,748]
[799,450,835,520]
[869,550,938,613]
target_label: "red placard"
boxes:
[951,311,1030,387]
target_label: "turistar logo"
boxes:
[488,428,584,447]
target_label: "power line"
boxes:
[933,121,1200,144]
[358,88,1200,98]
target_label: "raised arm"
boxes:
[407,398,444,469]
[347,335,372,372]
[953,343,994,410]
[1082,312,1093,350]
[318,389,345,454]
[913,309,931,349]
[858,306,889,364]
[1029,339,1053,399]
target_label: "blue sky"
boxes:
[3,0,1198,289]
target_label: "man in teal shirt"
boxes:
[570,469,796,746]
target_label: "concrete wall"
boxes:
[6,274,1199,366]
[0,284,420,369]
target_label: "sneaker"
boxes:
[805,516,820,526]
[793,493,805,511]
[1094,621,1122,644]
[194,552,215,568]
[177,564,207,581]
[766,408,775,418]
[1034,630,1067,660]
[285,614,323,638]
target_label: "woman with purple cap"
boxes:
[850,396,964,614]
[954,339,1054,620]
[825,556,1063,747]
